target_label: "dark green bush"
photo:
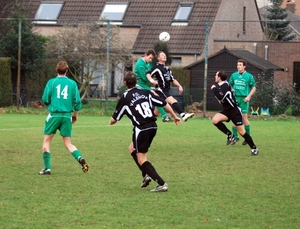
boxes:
[0,58,12,106]
[252,74,300,116]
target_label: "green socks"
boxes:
[71,150,82,161]
[245,125,250,136]
[232,125,251,138]
[232,126,238,139]
[156,106,168,119]
[42,152,51,170]
[42,150,83,170]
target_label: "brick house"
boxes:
[281,0,300,17]
[5,0,264,63]
[214,41,300,91]
[1,0,265,97]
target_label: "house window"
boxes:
[172,2,194,26]
[171,57,182,66]
[34,2,63,23]
[100,3,129,22]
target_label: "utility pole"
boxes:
[105,20,110,113]
[203,19,209,118]
[17,19,21,109]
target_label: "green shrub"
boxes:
[251,74,276,114]
[273,86,300,116]
[252,74,300,116]
[284,106,292,116]
[0,58,12,106]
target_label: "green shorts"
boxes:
[136,83,151,91]
[235,97,249,114]
[43,113,72,137]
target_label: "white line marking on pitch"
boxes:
[0,122,131,131]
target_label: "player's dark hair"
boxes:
[157,51,165,58]
[56,61,69,75]
[124,71,137,89]
[237,59,247,67]
[145,49,156,57]
[217,70,227,81]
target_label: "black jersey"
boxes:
[149,63,175,90]
[211,81,238,110]
[112,87,167,126]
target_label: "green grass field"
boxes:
[0,113,299,229]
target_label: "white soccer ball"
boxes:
[159,32,170,42]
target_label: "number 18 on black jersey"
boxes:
[112,88,167,126]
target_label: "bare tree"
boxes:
[45,20,133,99]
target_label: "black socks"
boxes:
[214,122,231,135]
[242,133,256,149]
[131,151,146,177]
[141,161,165,186]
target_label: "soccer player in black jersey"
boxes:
[109,72,182,192]
[211,70,259,156]
[147,51,194,122]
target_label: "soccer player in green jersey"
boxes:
[38,61,89,175]
[229,59,256,145]
[134,49,172,122]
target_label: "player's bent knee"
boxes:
[128,142,134,153]
[238,130,246,135]
[167,96,176,104]
[211,118,219,125]
[154,108,160,116]
[213,121,222,127]
[236,126,246,135]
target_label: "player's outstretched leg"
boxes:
[241,133,259,156]
[214,122,234,145]
[171,102,194,122]
[182,112,195,122]
[79,157,89,173]
[71,149,89,173]
[141,161,168,192]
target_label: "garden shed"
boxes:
[184,47,284,111]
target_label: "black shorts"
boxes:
[132,122,158,153]
[154,88,170,99]
[220,106,244,126]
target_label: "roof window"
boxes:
[172,2,194,26]
[34,2,63,23]
[100,3,129,23]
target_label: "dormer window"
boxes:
[172,2,194,26]
[34,2,63,24]
[100,3,129,24]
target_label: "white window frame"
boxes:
[172,2,194,26]
[100,2,129,24]
[34,2,64,24]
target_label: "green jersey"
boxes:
[134,58,152,90]
[42,76,82,113]
[229,71,256,97]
